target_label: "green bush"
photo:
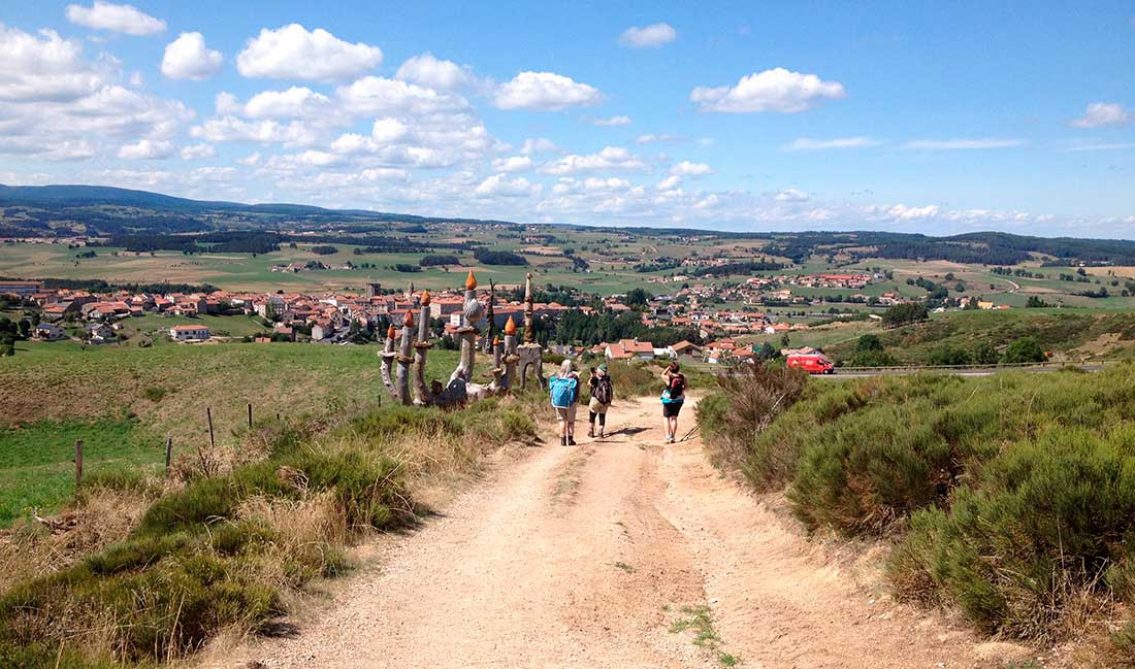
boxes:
[891,427,1135,636]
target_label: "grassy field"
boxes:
[0,340,495,526]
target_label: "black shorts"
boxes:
[662,402,684,418]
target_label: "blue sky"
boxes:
[1,1,1133,236]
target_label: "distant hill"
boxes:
[0,184,515,235]
[6,184,1135,266]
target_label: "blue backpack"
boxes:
[549,375,578,408]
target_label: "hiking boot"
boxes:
[600,430,607,439]
[561,436,568,446]
[568,436,577,446]
[587,427,595,438]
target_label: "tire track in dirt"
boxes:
[208,398,1033,669]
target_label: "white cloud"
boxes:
[774,188,809,202]
[180,144,216,160]
[494,72,603,111]
[619,22,677,48]
[396,53,473,90]
[656,175,681,190]
[190,117,316,146]
[491,156,533,172]
[542,146,645,175]
[236,24,382,81]
[66,1,165,35]
[784,136,880,151]
[117,138,174,159]
[691,68,845,113]
[337,76,467,116]
[635,133,679,144]
[583,177,631,191]
[243,86,331,119]
[670,160,711,176]
[1070,102,1130,128]
[0,24,108,102]
[370,117,409,143]
[521,137,559,154]
[161,32,223,81]
[904,138,1026,150]
[474,174,541,198]
[874,204,942,220]
[588,115,632,126]
[237,152,261,165]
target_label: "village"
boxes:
[0,270,1010,365]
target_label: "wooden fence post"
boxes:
[165,437,173,474]
[247,403,253,428]
[206,407,215,449]
[74,440,83,489]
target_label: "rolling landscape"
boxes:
[3,2,1135,668]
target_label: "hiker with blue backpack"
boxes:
[549,359,581,446]
[660,361,687,444]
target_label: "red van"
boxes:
[786,353,836,375]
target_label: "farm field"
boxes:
[0,340,485,526]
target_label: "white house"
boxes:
[169,324,211,342]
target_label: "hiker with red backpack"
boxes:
[549,359,581,446]
[660,361,687,444]
[587,364,614,439]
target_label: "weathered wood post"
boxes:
[517,272,544,389]
[412,291,435,406]
[396,310,414,406]
[74,439,83,489]
[451,271,483,384]
[379,324,399,402]
[247,403,253,428]
[164,436,173,475]
[206,407,215,449]
[502,316,519,391]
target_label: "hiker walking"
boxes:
[549,359,581,446]
[660,361,687,444]
[587,364,614,439]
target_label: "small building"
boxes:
[85,323,116,344]
[33,323,66,341]
[169,324,211,342]
[0,280,44,297]
[667,341,703,360]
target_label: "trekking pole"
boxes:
[680,424,701,442]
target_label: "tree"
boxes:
[1002,336,1046,364]
[928,345,972,366]
[625,288,651,308]
[856,334,883,353]
[973,341,999,366]
[882,302,929,328]
[1025,296,1049,308]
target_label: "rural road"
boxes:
[822,363,1105,378]
[212,398,1030,669]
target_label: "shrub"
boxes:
[1003,336,1046,364]
[697,365,808,471]
[891,427,1135,637]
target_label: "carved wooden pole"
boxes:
[517,272,543,389]
[396,310,414,406]
[502,316,519,391]
[483,281,496,353]
[452,271,483,384]
[523,272,535,345]
[379,324,398,401]
[413,291,435,406]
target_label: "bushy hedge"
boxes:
[699,363,1135,640]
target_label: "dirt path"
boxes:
[211,398,1032,669]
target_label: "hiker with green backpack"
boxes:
[549,359,581,446]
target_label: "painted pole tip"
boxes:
[465,271,478,290]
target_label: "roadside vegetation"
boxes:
[698,363,1135,661]
[0,393,539,668]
